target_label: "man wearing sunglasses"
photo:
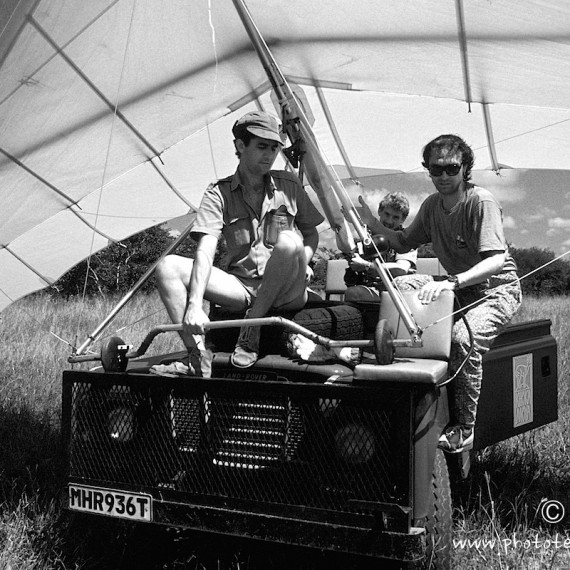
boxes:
[373,134,521,453]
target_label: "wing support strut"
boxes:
[72,209,199,356]
[482,103,500,173]
[455,0,472,112]
[232,0,422,342]
[315,86,360,184]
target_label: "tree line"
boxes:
[51,225,570,298]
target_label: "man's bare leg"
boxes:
[152,255,250,376]
[249,231,308,317]
[155,255,249,344]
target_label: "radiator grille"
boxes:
[66,375,412,515]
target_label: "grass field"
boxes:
[0,292,568,569]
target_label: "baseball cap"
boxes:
[232,111,285,145]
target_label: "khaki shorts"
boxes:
[234,276,263,307]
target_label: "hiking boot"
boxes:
[150,346,212,378]
[438,424,474,453]
[231,310,260,368]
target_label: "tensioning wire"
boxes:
[75,0,138,345]
[423,248,570,332]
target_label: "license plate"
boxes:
[68,484,152,522]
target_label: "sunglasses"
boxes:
[427,163,462,177]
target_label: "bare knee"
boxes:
[155,255,192,287]
[154,255,176,284]
[273,230,304,258]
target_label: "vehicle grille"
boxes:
[65,374,413,515]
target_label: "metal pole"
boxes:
[231,0,421,339]
[74,216,197,356]
[232,0,355,251]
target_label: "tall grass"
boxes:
[0,293,568,568]
[0,293,179,569]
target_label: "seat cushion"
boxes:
[354,358,448,385]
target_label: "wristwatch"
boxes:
[447,274,459,289]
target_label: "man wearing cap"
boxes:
[150,110,324,376]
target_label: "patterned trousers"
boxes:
[451,274,521,426]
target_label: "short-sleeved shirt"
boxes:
[398,185,517,276]
[191,169,324,279]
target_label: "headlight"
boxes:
[107,406,136,442]
[334,423,375,464]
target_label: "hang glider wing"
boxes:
[2,0,570,312]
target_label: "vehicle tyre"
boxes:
[277,304,363,356]
[287,304,363,341]
[422,448,453,570]
[209,304,363,354]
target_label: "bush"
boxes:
[510,246,570,296]
[52,225,177,297]
[51,224,229,298]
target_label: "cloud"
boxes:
[489,186,526,203]
[559,240,570,256]
[521,207,560,225]
[502,215,516,229]
[548,217,570,229]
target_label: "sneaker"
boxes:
[287,334,360,365]
[150,346,212,378]
[438,424,474,453]
[231,310,261,369]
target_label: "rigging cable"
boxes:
[204,0,220,181]
[423,248,570,332]
[75,0,139,345]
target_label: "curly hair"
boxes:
[421,134,474,181]
[378,192,410,219]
